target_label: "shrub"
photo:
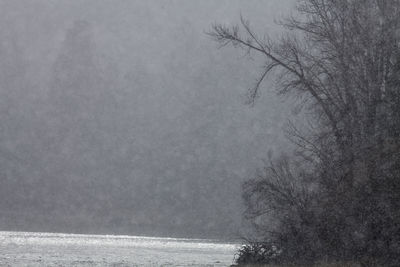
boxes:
[234,242,282,265]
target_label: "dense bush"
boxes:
[234,242,282,265]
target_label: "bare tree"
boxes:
[210,0,400,264]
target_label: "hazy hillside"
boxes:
[0,0,295,238]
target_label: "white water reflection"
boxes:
[0,231,239,266]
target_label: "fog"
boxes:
[0,0,295,239]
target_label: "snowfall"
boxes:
[0,231,239,266]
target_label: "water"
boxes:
[0,231,239,266]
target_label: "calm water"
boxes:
[0,231,238,266]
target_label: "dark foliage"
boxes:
[235,242,282,265]
[211,0,400,265]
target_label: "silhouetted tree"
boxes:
[210,0,400,264]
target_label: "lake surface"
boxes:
[0,231,238,266]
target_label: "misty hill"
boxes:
[0,0,294,238]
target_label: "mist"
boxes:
[0,0,295,239]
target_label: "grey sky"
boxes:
[0,0,296,237]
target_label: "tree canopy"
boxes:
[211,0,400,264]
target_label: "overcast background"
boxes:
[0,0,296,239]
